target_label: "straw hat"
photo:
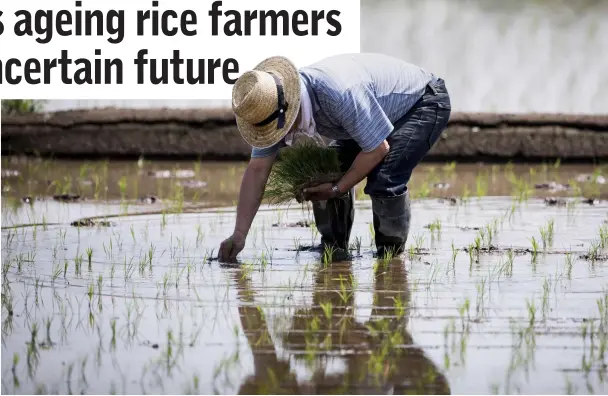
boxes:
[232,56,301,149]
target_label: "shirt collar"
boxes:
[299,72,321,114]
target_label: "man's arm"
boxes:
[302,140,389,201]
[218,155,275,261]
[336,140,389,193]
[234,156,275,237]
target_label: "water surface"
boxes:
[1,158,607,394]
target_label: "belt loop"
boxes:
[427,82,438,96]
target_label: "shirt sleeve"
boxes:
[250,139,286,158]
[330,86,394,153]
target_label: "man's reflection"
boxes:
[232,269,300,394]
[232,258,450,394]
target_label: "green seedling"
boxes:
[2,257,12,279]
[451,241,458,265]
[148,244,156,269]
[87,283,94,303]
[408,245,417,261]
[161,211,168,230]
[586,241,601,264]
[311,223,319,245]
[97,274,103,294]
[112,230,124,252]
[426,263,440,289]
[539,219,555,250]
[124,257,135,280]
[15,255,24,274]
[414,233,426,251]
[138,254,147,275]
[26,323,39,376]
[103,239,113,260]
[186,259,194,284]
[2,289,14,317]
[73,254,83,276]
[262,245,274,269]
[264,142,343,204]
[413,181,431,199]
[468,243,477,269]
[599,224,608,249]
[542,277,551,320]
[482,222,495,247]
[392,296,407,319]
[565,251,574,279]
[502,248,514,277]
[475,172,488,198]
[539,228,549,250]
[476,277,487,317]
[547,219,555,243]
[337,276,353,303]
[195,224,204,247]
[474,235,482,252]
[526,299,536,327]
[129,224,136,243]
[458,298,471,326]
[110,262,116,282]
[12,353,20,389]
[428,218,442,237]
[110,319,117,350]
[320,301,333,321]
[530,237,539,262]
[52,262,62,282]
[442,161,456,178]
[323,244,336,266]
[382,247,395,261]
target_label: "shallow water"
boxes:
[2,156,607,226]
[1,158,608,394]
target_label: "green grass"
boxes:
[263,142,343,205]
[1,99,46,115]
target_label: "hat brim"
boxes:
[235,56,301,150]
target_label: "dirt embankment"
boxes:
[2,108,608,161]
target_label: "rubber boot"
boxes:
[311,188,355,260]
[371,192,411,258]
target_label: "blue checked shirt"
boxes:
[251,53,436,158]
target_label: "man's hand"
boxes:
[302,183,336,202]
[218,232,246,263]
[218,156,275,263]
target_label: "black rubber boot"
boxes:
[371,192,411,258]
[311,188,355,260]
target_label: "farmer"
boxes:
[218,53,451,262]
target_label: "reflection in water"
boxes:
[233,259,450,394]
[233,272,300,394]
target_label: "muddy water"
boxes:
[2,156,607,226]
[1,158,608,394]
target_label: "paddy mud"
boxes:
[1,157,608,394]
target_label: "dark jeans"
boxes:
[330,78,451,198]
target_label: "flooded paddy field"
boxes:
[1,156,608,394]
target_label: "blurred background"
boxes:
[33,0,608,115]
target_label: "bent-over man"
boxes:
[219,53,451,261]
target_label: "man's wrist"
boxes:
[233,229,247,239]
[331,183,341,198]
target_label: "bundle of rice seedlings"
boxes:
[264,142,344,205]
